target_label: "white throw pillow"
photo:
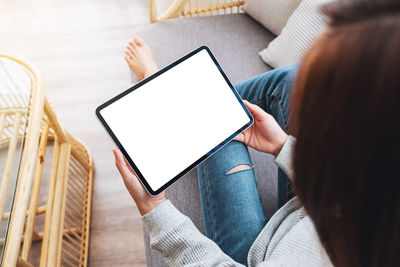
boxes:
[243,0,302,35]
[259,0,331,68]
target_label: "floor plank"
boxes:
[0,0,151,265]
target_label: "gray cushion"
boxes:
[136,14,274,84]
[136,14,278,267]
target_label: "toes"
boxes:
[128,40,135,47]
[134,36,144,45]
[126,45,136,55]
[126,40,133,47]
[127,36,146,52]
[124,51,131,59]
[127,40,137,52]
[125,49,134,60]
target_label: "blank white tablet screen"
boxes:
[100,49,250,191]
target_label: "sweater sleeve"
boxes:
[274,135,296,181]
[142,200,245,267]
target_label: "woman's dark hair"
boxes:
[291,0,400,266]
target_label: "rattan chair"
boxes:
[149,0,246,23]
[0,55,93,267]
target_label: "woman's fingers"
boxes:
[113,148,144,192]
[112,149,167,215]
[243,100,268,122]
[243,100,256,111]
[113,149,128,176]
[113,149,136,182]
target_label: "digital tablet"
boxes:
[96,46,253,195]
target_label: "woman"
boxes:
[115,0,400,266]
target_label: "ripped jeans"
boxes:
[197,64,298,265]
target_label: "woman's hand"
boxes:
[234,100,288,157]
[113,148,166,215]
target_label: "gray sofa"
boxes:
[137,14,278,267]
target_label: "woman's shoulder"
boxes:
[248,197,302,265]
[249,198,333,267]
[262,214,333,267]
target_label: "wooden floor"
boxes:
[0,0,151,266]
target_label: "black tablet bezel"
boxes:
[96,46,253,195]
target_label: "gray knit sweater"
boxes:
[142,136,333,266]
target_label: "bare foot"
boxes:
[124,36,158,80]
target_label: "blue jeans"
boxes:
[197,64,298,265]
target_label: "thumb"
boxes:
[233,132,245,142]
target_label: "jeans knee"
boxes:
[271,64,298,95]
